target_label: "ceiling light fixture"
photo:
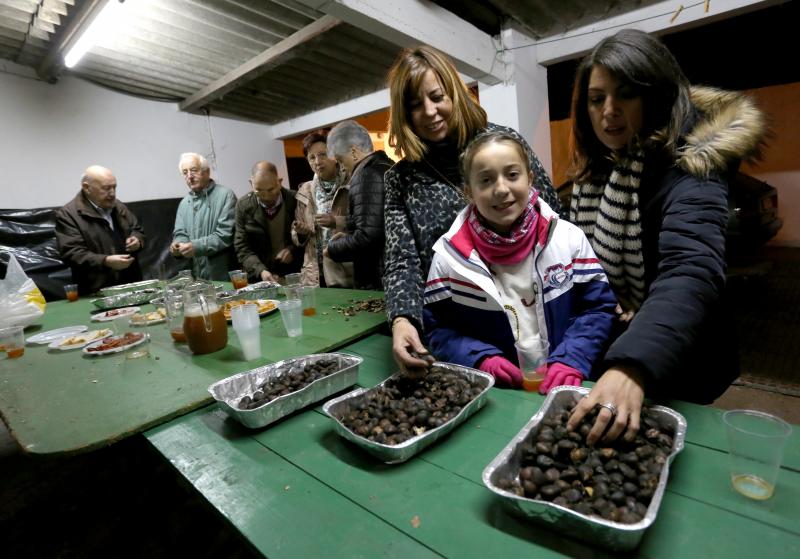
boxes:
[64,0,125,69]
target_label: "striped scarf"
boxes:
[571,151,645,311]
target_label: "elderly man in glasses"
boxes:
[171,152,237,280]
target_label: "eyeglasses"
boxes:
[306,152,329,163]
[182,167,203,176]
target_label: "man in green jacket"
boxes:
[171,153,237,280]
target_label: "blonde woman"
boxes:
[383,45,560,373]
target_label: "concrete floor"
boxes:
[712,384,800,424]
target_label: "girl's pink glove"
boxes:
[479,355,523,388]
[539,362,584,394]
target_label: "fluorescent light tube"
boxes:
[64,0,125,69]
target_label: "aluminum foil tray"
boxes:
[217,283,279,304]
[482,386,686,551]
[239,281,280,295]
[97,279,161,297]
[323,363,494,464]
[149,283,226,306]
[90,288,162,310]
[208,353,363,429]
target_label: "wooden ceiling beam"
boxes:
[179,13,340,113]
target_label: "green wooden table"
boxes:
[146,334,800,558]
[0,288,386,455]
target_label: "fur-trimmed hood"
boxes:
[677,86,767,178]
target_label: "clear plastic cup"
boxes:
[125,332,151,359]
[277,299,303,337]
[283,285,301,300]
[229,269,248,290]
[0,325,25,358]
[515,338,549,392]
[284,272,301,286]
[723,410,792,500]
[64,283,79,302]
[300,286,316,316]
[231,302,262,360]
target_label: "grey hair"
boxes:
[178,152,210,172]
[327,120,373,157]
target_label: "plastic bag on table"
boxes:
[0,253,46,328]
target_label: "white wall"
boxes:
[0,61,287,209]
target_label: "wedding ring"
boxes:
[598,402,618,417]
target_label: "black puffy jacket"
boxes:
[600,87,766,403]
[327,150,393,290]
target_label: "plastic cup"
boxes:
[229,269,248,290]
[283,285,301,300]
[164,290,185,343]
[723,410,792,500]
[515,338,549,392]
[0,325,25,358]
[125,332,151,360]
[285,272,301,286]
[64,283,79,302]
[277,299,303,337]
[300,286,316,316]
[231,303,262,360]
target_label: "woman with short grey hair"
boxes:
[325,120,393,290]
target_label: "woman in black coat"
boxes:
[325,120,391,290]
[566,29,766,444]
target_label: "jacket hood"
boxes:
[677,86,767,178]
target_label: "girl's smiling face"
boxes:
[465,140,532,234]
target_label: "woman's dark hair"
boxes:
[302,129,329,157]
[569,29,694,183]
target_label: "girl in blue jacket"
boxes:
[423,130,616,391]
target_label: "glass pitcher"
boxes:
[182,282,228,354]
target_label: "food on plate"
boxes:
[102,308,128,317]
[494,404,676,524]
[59,329,112,347]
[222,299,275,320]
[86,332,145,352]
[238,359,340,410]
[130,308,167,324]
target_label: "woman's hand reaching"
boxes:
[391,318,433,376]
[567,365,645,446]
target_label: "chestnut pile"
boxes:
[334,297,386,317]
[338,370,485,445]
[238,359,340,410]
[496,404,675,524]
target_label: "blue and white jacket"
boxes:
[423,199,617,378]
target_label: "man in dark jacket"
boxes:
[325,120,392,290]
[234,161,303,283]
[55,165,145,295]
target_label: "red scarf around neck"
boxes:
[466,190,541,265]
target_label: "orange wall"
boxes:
[283,110,396,159]
[549,82,800,246]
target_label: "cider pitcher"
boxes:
[182,282,227,354]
